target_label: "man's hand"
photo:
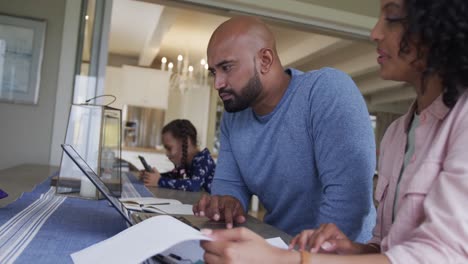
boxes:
[193,194,246,228]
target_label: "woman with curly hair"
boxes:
[199,0,468,263]
[141,119,215,193]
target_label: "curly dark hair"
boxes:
[162,119,198,174]
[399,0,468,107]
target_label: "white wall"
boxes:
[165,86,212,148]
[121,65,171,109]
[104,65,212,149]
[104,65,171,110]
[49,0,82,167]
[104,66,124,108]
[0,0,67,169]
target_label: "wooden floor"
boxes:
[0,164,59,208]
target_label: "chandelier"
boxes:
[160,55,209,93]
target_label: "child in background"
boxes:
[141,119,215,193]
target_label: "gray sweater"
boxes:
[212,68,376,242]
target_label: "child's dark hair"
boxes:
[162,119,198,171]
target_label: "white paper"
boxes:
[71,214,289,264]
[266,237,288,249]
[71,215,211,264]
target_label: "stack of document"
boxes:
[71,215,210,264]
[120,197,194,215]
[71,215,288,264]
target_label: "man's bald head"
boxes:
[207,16,289,115]
[208,16,277,57]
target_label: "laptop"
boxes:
[61,144,224,230]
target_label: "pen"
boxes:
[126,208,143,212]
[139,202,170,206]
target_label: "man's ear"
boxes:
[258,48,274,74]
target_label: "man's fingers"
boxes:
[223,198,241,228]
[235,214,246,224]
[194,194,211,217]
[208,196,220,221]
[232,202,246,224]
[222,197,245,228]
[192,197,202,216]
[192,203,199,216]
[196,195,244,224]
[223,203,234,229]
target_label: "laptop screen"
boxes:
[61,144,133,225]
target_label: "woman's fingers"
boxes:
[288,224,350,253]
[201,228,272,264]
[308,224,337,252]
[203,252,221,264]
[305,224,355,254]
[289,229,315,251]
[203,227,259,241]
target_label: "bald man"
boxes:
[193,16,376,242]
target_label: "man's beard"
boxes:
[221,69,262,113]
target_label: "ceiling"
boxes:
[108,0,414,114]
[296,0,380,17]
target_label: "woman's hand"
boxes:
[201,228,300,264]
[289,223,364,254]
[141,167,161,187]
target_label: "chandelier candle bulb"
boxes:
[188,66,193,79]
[168,55,211,91]
[161,57,167,71]
[177,55,183,74]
